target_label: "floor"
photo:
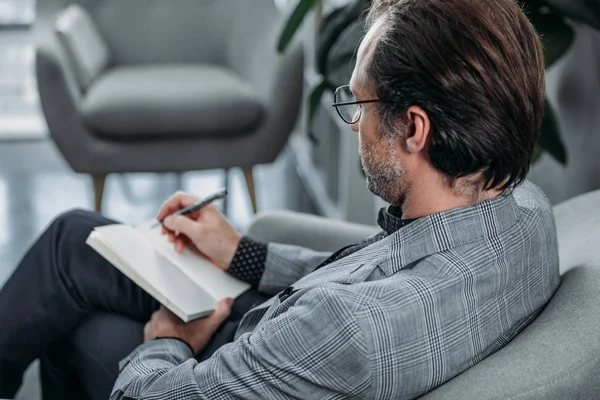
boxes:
[0,1,313,398]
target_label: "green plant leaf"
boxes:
[327,50,356,76]
[321,20,365,87]
[523,0,574,68]
[316,0,370,75]
[538,98,567,164]
[531,144,543,163]
[317,6,351,75]
[309,80,334,122]
[277,0,318,54]
[546,0,600,30]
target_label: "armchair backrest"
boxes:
[68,0,282,66]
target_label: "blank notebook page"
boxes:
[135,221,249,300]
[91,226,217,317]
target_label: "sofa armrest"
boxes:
[246,211,380,252]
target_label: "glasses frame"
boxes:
[332,85,385,124]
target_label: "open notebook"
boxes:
[86,221,250,322]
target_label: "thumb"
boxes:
[210,298,233,325]
[163,215,197,236]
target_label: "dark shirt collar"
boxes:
[377,206,416,235]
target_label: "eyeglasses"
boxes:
[332,85,385,124]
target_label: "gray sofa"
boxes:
[247,189,600,399]
[16,189,600,398]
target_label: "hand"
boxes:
[144,299,233,354]
[156,191,241,271]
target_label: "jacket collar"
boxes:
[377,192,520,276]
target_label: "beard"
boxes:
[359,133,409,207]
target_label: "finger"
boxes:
[202,203,221,215]
[156,192,198,221]
[168,232,177,242]
[209,298,233,327]
[144,317,157,342]
[163,215,200,239]
[175,237,189,253]
[156,306,173,320]
[160,306,183,323]
[175,233,189,243]
[143,321,151,342]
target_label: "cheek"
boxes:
[357,127,371,156]
[359,108,381,139]
[357,118,372,147]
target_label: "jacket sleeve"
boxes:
[228,236,333,295]
[110,288,371,400]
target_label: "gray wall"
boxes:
[529,22,600,204]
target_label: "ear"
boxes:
[401,106,431,154]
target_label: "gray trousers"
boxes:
[0,209,268,400]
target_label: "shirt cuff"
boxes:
[227,236,267,287]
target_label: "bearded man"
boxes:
[0,0,560,399]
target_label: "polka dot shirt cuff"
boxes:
[227,236,267,287]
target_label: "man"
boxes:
[0,0,560,398]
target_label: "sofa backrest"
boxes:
[421,264,600,399]
[422,189,600,399]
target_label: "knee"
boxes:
[54,208,98,223]
[49,209,106,245]
[47,209,110,275]
[52,208,99,232]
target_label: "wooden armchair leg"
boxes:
[92,175,106,212]
[243,168,258,214]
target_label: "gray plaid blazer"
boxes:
[112,181,560,399]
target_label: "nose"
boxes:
[350,106,360,132]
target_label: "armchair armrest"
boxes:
[36,38,82,107]
[36,38,98,173]
[246,211,379,252]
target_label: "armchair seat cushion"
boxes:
[80,64,265,139]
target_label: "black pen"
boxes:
[152,188,228,228]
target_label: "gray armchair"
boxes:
[36,0,303,212]
[247,189,600,399]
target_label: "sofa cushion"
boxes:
[80,65,265,139]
